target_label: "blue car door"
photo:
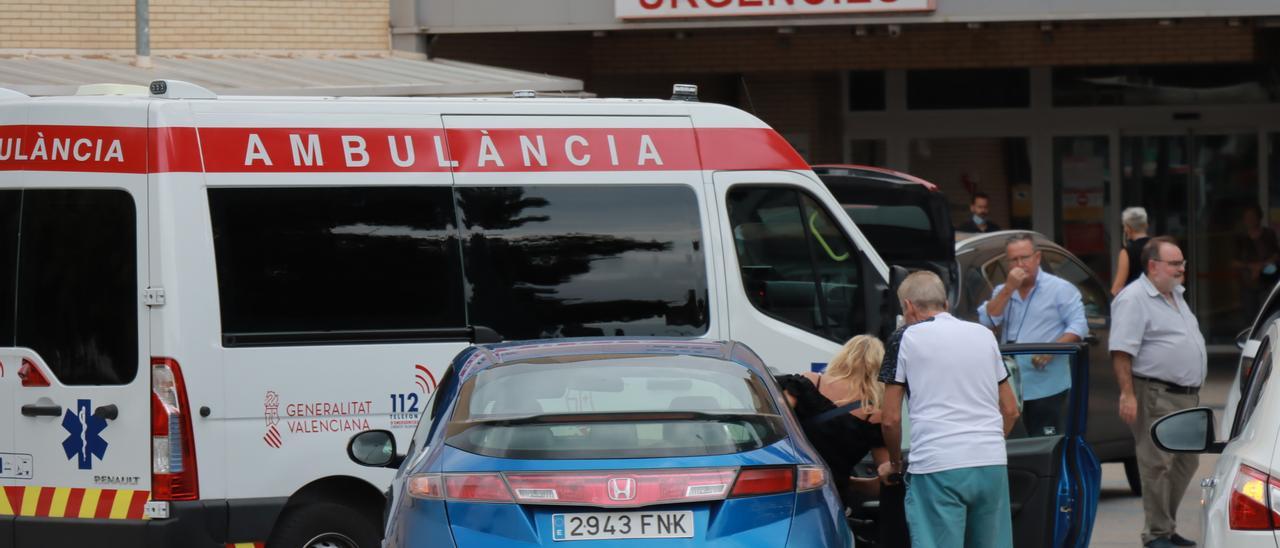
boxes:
[1000,343,1101,548]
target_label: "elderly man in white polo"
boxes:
[879,270,1021,548]
[1111,236,1206,548]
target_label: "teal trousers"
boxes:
[904,465,1014,548]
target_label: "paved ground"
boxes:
[1088,360,1235,547]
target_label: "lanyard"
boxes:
[1005,282,1039,344]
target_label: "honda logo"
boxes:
[607,477,637,501]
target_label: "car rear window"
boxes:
[445,355,786,459]
[822,177,953,262]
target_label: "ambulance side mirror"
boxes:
[348,430,404,469]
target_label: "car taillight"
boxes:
[796,465,827,492]
[730,467,795,497]
[505,469,737,507]
[151,357,199,500]
[1228,464,1280,530]
[406,473,513,502]
[407,466,819,506]
[445,474,514,502]
[407,474,444,499]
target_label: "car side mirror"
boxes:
[347,429,404,469]
[1151,407,1226,454]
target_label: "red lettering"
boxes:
[706,0,731,6]
[739,0,762,5]
[639,0,662,8]
[805,0,823,5]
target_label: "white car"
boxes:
[1221,282,1280,436]
[1152,319,1280,546]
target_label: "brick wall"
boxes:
[0,0,388,51]
[431,19,1258,76]
[909,138,1025,231]
[0,0,135,49]
[585,19,1257,74]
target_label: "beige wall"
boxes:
[0,0,388,51]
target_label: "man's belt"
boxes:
[1133,374,1199,395]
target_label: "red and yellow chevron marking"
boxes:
[0,486,150,520]
[225,543,265,548]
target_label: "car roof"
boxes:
[955,229,1067,254]
[452,337,769,382]
[812,164,939,192]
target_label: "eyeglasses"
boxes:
[1154,259,1187,268]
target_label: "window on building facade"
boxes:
[907,68,1030,109]
[1053,64,1280,107]
[848,70,886,111]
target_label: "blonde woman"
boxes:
[802,334,885,424]
[802,335,891,497]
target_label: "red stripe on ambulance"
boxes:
[198,127,451,173]
[0,125,808,174]
[0,125,147,173]
[94,489,117,519]
[64,488,86,517]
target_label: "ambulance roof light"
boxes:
[0,88,29,101]
[149,79,217,100]
[671,84,699,102]
[513,89,537,99]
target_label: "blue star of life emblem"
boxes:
[61,399,108,470]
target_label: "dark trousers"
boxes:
[1022,389,1069,437]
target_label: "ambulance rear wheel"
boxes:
[268,501,381,548]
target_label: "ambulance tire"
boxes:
[268,501,381,548]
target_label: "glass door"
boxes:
[1121,132,1260,345]
[1054,136,1112,280]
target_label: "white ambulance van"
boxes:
[0,81,897,548]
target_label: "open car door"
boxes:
[1001,343,1101,548]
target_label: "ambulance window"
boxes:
[0,190,18,346]
[209,187,465,345]
[458,185,708,341]
[15,190,138,384]
[727,187,864,343]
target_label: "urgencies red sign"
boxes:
[0,125,807,174]
[616,0,935,19]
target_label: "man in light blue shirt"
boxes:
[978,233,1088,437]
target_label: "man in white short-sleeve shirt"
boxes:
[880,271,1021,548]
[1110,236,1205,548]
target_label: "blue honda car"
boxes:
[346,338,851,547]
